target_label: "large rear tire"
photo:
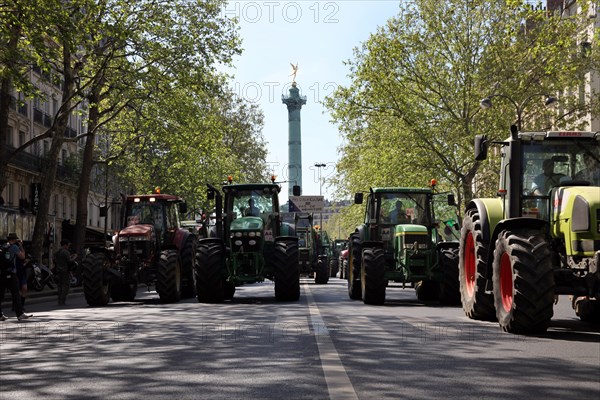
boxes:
[82,252,112,306]
[459,210,496,321]
[361,247,386,305]
[156,250,181,303]
[438,247,460,306]
[274,240,300,301]
[180,235,197,299]
[329,258,338,278]
[348,234,362,300]
[492,229,554,333]
[416,280,440,302]
[195,242,226,303]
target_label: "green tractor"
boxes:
[195,178,300,302]
[348,183,461,305]
[294,213,329,284]
[460,126,600,333]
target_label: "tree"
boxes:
[325,0,599,224]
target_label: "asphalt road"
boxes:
[1,278,599,399]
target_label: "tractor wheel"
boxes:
[459,210,496,321]
[573,297,600,323]
[224,280,236,300]
[315,260,329,284]
[438,247,461,306]
[156,250,181,303]
[348,234,362,300]
[195,242,225,303]
[179,235,197,299]
[492,229,555,333]
[111,281,137,302]
[361,247,386,305]
[82,252,111,306]
[274,240,300,301]
[340,259,348,280]
[416,280,440,302]
[329,258,338,278]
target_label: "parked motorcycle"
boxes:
[27,257,80,291]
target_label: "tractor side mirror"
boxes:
[354,193,363,204]
[292,185,301,196]
[474,135,488,161]
[179,202,188,214]
[207,188,215,201]
[447,194,456,206]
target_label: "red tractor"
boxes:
[82,191,196,305]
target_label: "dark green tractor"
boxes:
[330,239,348,279]
[347,183,461,305]
[195,178,300,302]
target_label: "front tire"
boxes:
[492,229,554,333]
[361,248,386,305]
[179,235,197,299]
[195,242,226,303]
[82,252,112,306]
[348,234,362,300]
[439,247,460,305]
[274,240,300,301]
[459,210,496,321]
[156,250,181,303]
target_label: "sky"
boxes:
[222,1,401,202]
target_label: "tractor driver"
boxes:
[244,198,261,217]
[574,152,600,185]
[532,158,565,196]
[389,201,410,224]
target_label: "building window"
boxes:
[8,183,14,206]
[61,149,67,165]
[53,194,58,215]
[71,199,75,219]
[6,126,13,145]
[19,131,26,147]
[63,195,67,218]
[43,140,49,155]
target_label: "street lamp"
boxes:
[479,94,557,130]
[314,162,326,232]
[314,163,326,196]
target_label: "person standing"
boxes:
[0,233,32,321]
[55,239,75,306]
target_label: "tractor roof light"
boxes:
[497,189,507,197]
[154,187,161,194]
[271,175,277,183]
[533,132,546,141]
[227,175,233,184]
[430,179,437,188]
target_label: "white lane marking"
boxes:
[305,284,359,400]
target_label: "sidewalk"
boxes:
[2,285,83,306]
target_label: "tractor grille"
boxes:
[231,235,262,253]
[401,234,430,250]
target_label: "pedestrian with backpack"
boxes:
[1,233,32,321]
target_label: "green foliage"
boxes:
[325,0,600,210]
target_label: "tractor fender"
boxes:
[361,241,384,250]
[275,235,299,243]
[355,224,368,242]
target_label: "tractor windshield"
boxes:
[521,138,600,219]
[522,140,600,194]
[232,190,274,219]
[378,193,430,225]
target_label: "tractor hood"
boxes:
[230,216,264,232]
[552,186,600,256]
[118,224,156,241]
